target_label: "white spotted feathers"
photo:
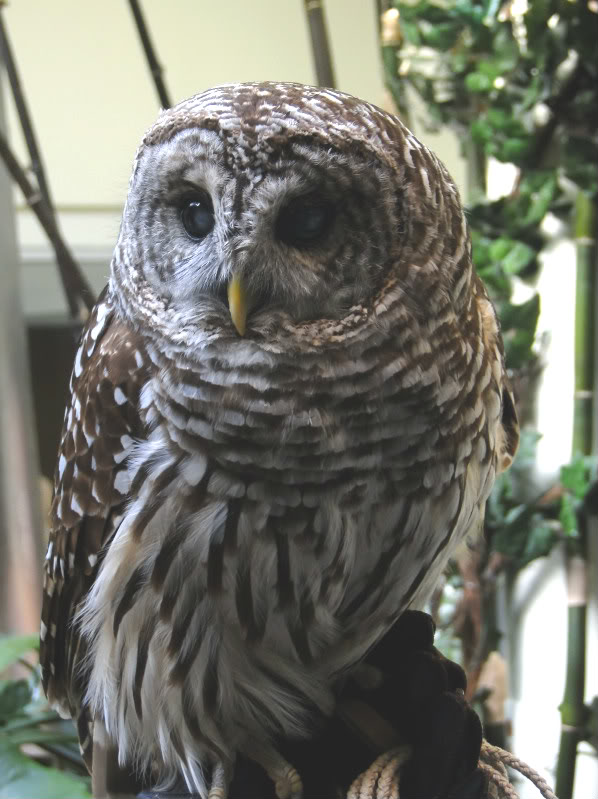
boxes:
[41,82,519,797]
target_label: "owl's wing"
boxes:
[40,287,149,735]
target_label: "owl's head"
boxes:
[110,82,469,351]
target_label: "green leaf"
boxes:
[504,328,536,370]
[521,174,558,226]
[500,294,540,333]
[0,737,91,799]
[477,59,503,81]
[491,503,533,558]
[500,294,541,366]
[503,503,528,527]
[488,237,515,262]
[422,22,461,50]
[560,456,591,500]
[559,494,578,538]
[0,636,38,674]
[470,230,490,265]
[5,729,79,748]
[478,268,512,300]
[470,118,493,143]
[451,51,469,73]
[401,20,421,46]
[521,519,557,566]
[2,712,61,734]
[511,428,542,473]
[465,72,492,92]
[499,137,532,163]
[502,241,536,274]
[0,680,32,721]
[486,108,511,131]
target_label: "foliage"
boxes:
[487,431,597,567]
[486,429,557,567]
[389,0,598,375]
[393,0,598,179]
[0,636,91,799]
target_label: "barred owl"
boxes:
[40,82,519,797]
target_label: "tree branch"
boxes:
[0,130,96,316]
[127,0,172,109]
[0,10,53,212]
[303,0,336,89]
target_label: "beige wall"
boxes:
[7,0,387,208]
[3,0,464,314]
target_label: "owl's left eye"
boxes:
[181,195,215,240]
[276,195,335,248]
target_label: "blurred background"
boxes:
[0,1,596,797]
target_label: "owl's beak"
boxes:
[227,273,248,336]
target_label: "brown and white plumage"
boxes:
[40,82,518,796]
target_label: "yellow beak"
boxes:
[227,273,248,336]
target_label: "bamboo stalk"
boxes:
[127,0,172,109]
[571,191,596,456]
[555,556,588,799]
[555,191,596,799]
[303,0,336,89]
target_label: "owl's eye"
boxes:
[276,195,335,248]
[181,195,214,240]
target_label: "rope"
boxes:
[480,742,559,799]
[346,740,560,799]
[478,760,520,799]
[347,747,411,799]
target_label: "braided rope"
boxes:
[346,740,560,799]
[479,759,520,799]
[481,742,559,799]
[346,747,411,799]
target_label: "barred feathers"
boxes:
[41,82,518,796]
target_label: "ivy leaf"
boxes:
[470,118,493,144]
[560,456,592,500]
[0,637,38,675]
[491,503,533,558]
[521,518,557,566]
[500,294,540,333]
[499,295,540,368]
[422,22,461,50]
[486,108,511,131]
[502,241,536,274]
[559,493,578,538]
[0,737,91,799]
[520,174,558,226]
[465,71,492,92]
[0,680,32,722]
[498,136,532,163]
[401,20,421,46]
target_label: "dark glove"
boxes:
[364,610,484,799]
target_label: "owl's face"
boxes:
[121,127,402,338]
[111,83,466,350]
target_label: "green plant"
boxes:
[0,635,91,799]
[382,0,597,374]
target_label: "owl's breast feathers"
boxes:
[41,276,514,783]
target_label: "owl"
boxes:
[40,82,519,797]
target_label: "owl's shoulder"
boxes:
[41,289,152,712]
[49,288,150,536]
